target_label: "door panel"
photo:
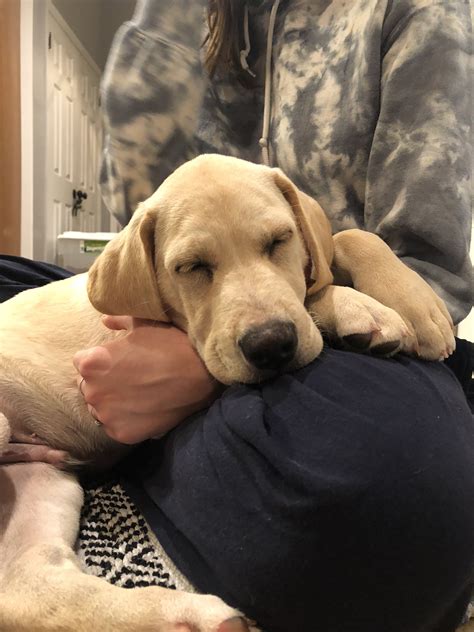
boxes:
[46,7,102,261]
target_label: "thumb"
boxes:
[102,314,133,331]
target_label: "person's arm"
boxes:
[364,0,472,324]
[73,317,223,445]
[101,0,208,225]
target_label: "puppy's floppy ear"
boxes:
[87,205,170,321]
[272,168,334,295]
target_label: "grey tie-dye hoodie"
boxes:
[101,0,473,322]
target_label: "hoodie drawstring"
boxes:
[240,5,257,78]
[240,0,281,166]
[259,0,280,166]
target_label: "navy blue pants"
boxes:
[2,255,474,632]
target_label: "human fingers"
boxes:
[87,405,103,426]
[98,413,182,445]
[75,376,103,425]
[101,314,134,330]
[73,346,112,377]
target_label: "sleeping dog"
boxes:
[0,155,454,632]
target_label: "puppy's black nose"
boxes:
[239,320,298,371]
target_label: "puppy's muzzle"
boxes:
[239,319,298,371]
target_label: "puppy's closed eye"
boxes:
[264,229,293,257]
[175,261,214,281]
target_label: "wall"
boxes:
[51,0,135,70]
[20,0,51,260]
[98,0,136,68]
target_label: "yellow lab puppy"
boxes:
[0,155,454,632]
[89,155,453,383]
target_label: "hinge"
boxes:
[48,32,52,50]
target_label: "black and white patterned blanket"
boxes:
[77,481,193,593]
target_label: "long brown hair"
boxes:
[204,0,246,80]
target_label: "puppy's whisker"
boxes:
[306,308,322,329]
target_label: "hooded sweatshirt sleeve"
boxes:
[100,0,207,225]
[364,0,472,323]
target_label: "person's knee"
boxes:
[333,405,474,631]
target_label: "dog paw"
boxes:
[353,268,456,361]
[314,286,411,356]
[161,592,259,632]
[173,616,252,632]
[386,287,455,362]
[217,616,256,632]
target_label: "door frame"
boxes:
[20,0,101,260]
[20,0,35,259]
[0,0,21,255]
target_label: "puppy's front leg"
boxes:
[330,229,455,360]
[0,463,252,632]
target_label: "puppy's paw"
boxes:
[390,288,455,362]
[354,268,456,361]
[217,616,258,632]
[165,592,258,632]
[313,286,411,356]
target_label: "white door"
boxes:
[46,6,102,263]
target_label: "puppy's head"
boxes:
[88,155,333,384]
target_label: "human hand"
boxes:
[73,316,223,445]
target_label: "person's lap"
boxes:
[120,347,474,632]
[1,255,474,632]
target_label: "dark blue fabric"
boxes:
[123,350,474,632]
[0,255,73,302]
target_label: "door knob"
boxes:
[72,189,88,216]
